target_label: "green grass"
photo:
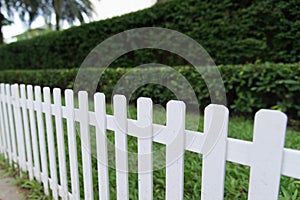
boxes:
[1,102,300,199]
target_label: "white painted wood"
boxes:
[65,89,80,200]
[43,87,59,200]
[5,84,17,163]
[113,95,129,200]
[0,89,4,154]
[0,85,4,155]
[27,85,41,182]
[78,91,94,200]
[137,97,153,200]
[248,109,287,200]
[94,93,110,200]
[201,104,229,200]
[282,148,300,179]
[11,84,27,172]
[53,88,68,199]
[165,100,185,200]
[2,84,12,163]
[0,107,3,154]
[0,85,8,159]
[20,84,34,180]
[80,102,300,181]
[1,84,300,200]
[34,86,49,195]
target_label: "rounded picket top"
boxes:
[53,88,61,95]
[94,92,106,100]
[78,90,88,98]
[137,97,153,107]
[255,109,287,124]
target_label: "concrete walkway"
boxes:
[0,169,25,200]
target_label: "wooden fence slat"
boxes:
[5,84,18,164]
[137,97,153,200]
[94,93,110,200]
[78,91,94,200]
[1,84,12,165]
[0,85,7,158]
[27,85,41,182]
[248,109,287,200]
[43,87,59,200]
[34,86,49,195]
[201,104,229,200]
[165,100,185,200]
[53,88,68,199]
[114,95,129,200]
[65,89,80,200]
[20,84,34,179]
[11,84,27,172]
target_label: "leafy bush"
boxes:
[0,0,299,70]
[1,63,299,121]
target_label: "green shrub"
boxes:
[1,63,299,121]
[0,0,299,70]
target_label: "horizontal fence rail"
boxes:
[0,83,299,199]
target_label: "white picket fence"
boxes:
[0,83,300,200]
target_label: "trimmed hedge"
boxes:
[0,63,299,121]
[0,0,299,70]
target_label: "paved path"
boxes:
[0,169,25,200]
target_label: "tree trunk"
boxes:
[0,14,3,44]
[0,2,3,44]
[55,14,60,31]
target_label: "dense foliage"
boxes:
[0,0,299,69]
[1,63,299,121]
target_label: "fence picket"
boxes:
[65,89,80,200]
[27,85,41,182]
[1,84,12,164]
[248,110,287,200]
[53,88,68,199]
[201,104,229,199]
[5,84,18,164]
[137,97,153,200]
[78,91,94,200]
[20,84,34,179]
[11,84,27,172]
[43,87,59,200]
[34,86,49,195]
[165,101,185,200]
[0,85,7,158]
[114,95,129,200]
[0,83,298,200]
[94,93,110,200]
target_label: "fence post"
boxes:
[78,91,94,200]
[165,100,185,200]
[137,97,153,200]
[201,104,229,200]
[94,93,110,200]
[43,87,59,200]
[65,89,80,200]
[248,109,287,200]
[53,88,68,199]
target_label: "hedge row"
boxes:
[0,63,299,121]
[0,0,299,70]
